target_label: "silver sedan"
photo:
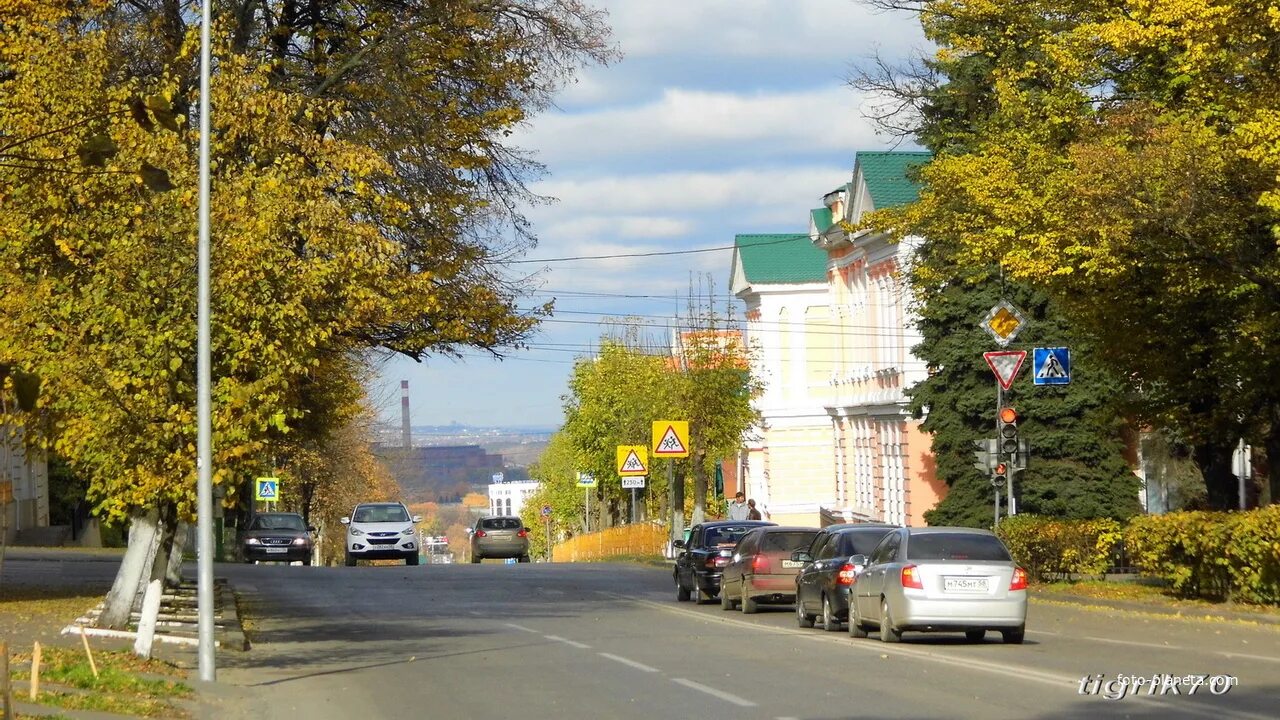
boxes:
[849,527,1027,644]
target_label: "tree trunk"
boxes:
[165,522,188,586]
[691,450,707,526]
[100,509,161,629]
[1194,440,1237,510]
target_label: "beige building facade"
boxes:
[730,152,945,527]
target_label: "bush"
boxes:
[1124,506,1280,604]
[995,515,1122,581]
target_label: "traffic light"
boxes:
[998,407,1019,455]
[992,461,1008,487]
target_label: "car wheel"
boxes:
[1002,626,1025,645]
[407,554,420,566]
[879,599,902,643]
[302,558,312,567]
[721,581,736,610]
[471,554,482,564]
[519,555,531,563]
[676,575,691,602]
[345,553,356,567]
[965,629,986,643]
[741,582,758,614]
[795,598,814,628]
[822,595,841,632]
[849,613,870,639]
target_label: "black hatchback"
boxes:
[794,524,898,631]
[673,520,774,603]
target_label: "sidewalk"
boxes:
[1030,585,1280,626]
[2,547,248,719]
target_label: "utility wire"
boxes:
[508,235,801,264]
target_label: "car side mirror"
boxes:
[672,539,686,549]
[791,550,812,563]
[340,517,350,525]
[412,515,423,524]
[849,554,867,569]
[307,525,317,533]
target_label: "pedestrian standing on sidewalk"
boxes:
[747,499,762,521]
[727,491,749,520]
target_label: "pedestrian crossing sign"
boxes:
[1032,347,1071,386]
[256,477,281,501]
[616,446,648,476]
[651,420,689,458]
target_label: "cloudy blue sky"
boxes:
[373,0,927,430]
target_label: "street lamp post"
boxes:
[196,0,216,682]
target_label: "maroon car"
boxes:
[719,525,819,613]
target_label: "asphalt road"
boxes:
[205,561,1280,720]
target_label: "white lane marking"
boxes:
[598,652,659,673]
[1216,651,1280,664]
[671,678,757,707]
[610,594,1275,720]
[545,634,591,649]
[1035,630,1280,664]
[504,623,539,634]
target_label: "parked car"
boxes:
[719,525,819,613]
[793,524,898,631]
[470,516,531,563]
[849,527,1028,644]
[341,502,422,566]
[673,520,774,603]
[241,512,315,565]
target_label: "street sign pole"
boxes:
[994,382,1002,528]
[630,488,637,524]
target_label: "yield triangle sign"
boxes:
[983,350,1027,390]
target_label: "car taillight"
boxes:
[837,563,858,586]
[1010,566,1028,591]
[714,555,730,568]
[474,530,486,538]
[900,564,924,589]
[517,528,528,538]
[751,554,769,573]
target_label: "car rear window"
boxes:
[481,517,522,530]
[906,533,1011,562]
[250,515,305,531]
[760,531,818,553]
[353,505,409,523]
[704,525,757,546]
[836,529,895,556]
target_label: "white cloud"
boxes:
[520,85,887,166]
[599,0,925,62]
[540,215,694,243]
[532,164,852,221]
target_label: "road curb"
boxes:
[1032,590,1280,625]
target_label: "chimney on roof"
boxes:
[401,380,411,448]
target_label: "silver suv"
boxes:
[470,516,531,563]
[341,502,421,566]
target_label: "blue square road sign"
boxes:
[1032,347,1071,386]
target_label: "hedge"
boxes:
[995,515,1122,582]
[1124,506,1280,604]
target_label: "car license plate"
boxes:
[265,548,288,554]
[944,576,988,592]
[781,560,804,569]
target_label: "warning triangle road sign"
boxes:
[660,422,691,456]
[617,445,649,476]
[983,350,1027,391]
[620,451,645,473]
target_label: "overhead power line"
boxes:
[508,235,800,264]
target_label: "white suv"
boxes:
[341,502,422,566]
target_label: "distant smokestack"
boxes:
[401,380,411,448]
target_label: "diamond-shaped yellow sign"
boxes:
[982,301,1026,347]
